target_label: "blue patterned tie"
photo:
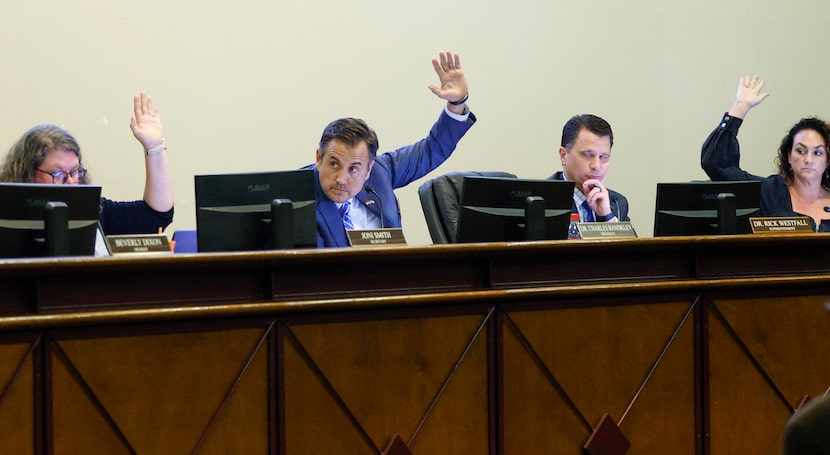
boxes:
[581,200,595,222]
[341,201,354,230]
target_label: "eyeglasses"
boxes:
[36,167,87,184]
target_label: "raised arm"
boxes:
[129,91,173,212]
[728,75,769,119]
[701,76,769,181]
[428,50,469,115]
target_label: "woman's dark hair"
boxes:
[776,117,830,187]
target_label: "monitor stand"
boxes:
[524,196,545,241]
[45,201,70,256]
[271,199,294,249]
[717,192,736,235]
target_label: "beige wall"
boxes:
[2,0,828,244]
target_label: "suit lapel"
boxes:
[318,199,349,247]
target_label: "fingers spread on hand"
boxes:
[431,58,444,75]
[754,78,766,93]
[440,51,452,72]
[142,92,152,114]
[434,50,462,74]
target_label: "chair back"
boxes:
[418,171,517,243]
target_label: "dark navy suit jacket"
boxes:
[547,171,630,222]
[307,110,476,247]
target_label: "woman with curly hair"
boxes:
[702,75,830,231]
[0,92,173,235]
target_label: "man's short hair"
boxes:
[561,114,614,150]
[318,118,379,160]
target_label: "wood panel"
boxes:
[501,297,697,454]
[269,254,488,300]
[0,276,33,315]
[0,341,37,455]
[695,235,830,279]
[489,240,696,288]
[47,326,269,453]
[37,266,267,313]
[706,290,830,455]
[283,311,491,454]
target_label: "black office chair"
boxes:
[418,171,517,244]
[782,395,830,454]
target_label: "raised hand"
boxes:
[129,91,164,150]
[729,75,770,119]
[428,50,469,108]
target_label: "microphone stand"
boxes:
[364,185,385,229]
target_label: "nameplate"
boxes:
[347,228,407,247]
[750,216,813,234]
[577,222,638,239]
[106,234,173,255]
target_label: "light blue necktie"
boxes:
[341,201,354,230]
[581,200,595,222]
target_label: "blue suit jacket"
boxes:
[308,110,476,247]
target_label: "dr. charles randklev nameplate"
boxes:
[577,222,638,239]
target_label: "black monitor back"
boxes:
[195,169,317,252]
[653,180,762,236]
[0,183,101,258]
[456,176,573,242]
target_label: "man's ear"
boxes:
[558,146,568,164]
[315,149,323,168]
[365,160,375,180]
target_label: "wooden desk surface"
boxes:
[1,234,828,454]
[2,233,830,315]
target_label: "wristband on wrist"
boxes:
[145,139,166,156]
[448,93,469,106]
[595,212,616,222]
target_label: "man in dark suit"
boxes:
[309,50,475,247]
[548,114,630,222]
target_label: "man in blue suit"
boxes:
[310,50,475,247]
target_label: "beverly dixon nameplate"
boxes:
[347,228,408,247]
[106,234,173,255]
[577,222,638,239]
[750,217,813,234]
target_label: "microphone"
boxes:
[364,185,385,229]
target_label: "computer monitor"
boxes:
[0,183,102,258]
[455,176,574,243]
[653,180,762,236]
[195,169,317,252]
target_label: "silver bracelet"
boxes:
[145,139,166,156]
